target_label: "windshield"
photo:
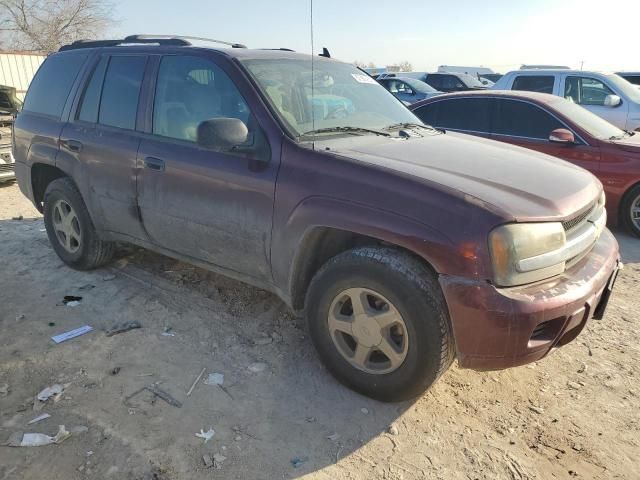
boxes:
[401,77,438,94]
[458,73,486,88]
[240,58,421,137]
[551,97,627,139]
[605,73,640,103]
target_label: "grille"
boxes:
[0,162,14,173]
[562,204,594,232]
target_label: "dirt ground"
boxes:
[1,180,638,480]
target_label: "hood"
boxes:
[611,133,640,153]
[331,132,601,221]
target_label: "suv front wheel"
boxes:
[43,177,115,270]
[305,247,454,402]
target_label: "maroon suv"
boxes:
[14,36,621,401]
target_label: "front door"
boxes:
[562,75,629,130]
[136,54,278,281]
[490,99,600,174]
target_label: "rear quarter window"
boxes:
[23,54,87,117]
[512,75,555,94]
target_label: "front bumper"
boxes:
[440,228,620,370]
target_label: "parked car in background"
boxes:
[410,90,640,236]
[423,72,488,92]
[437,66,498,87]
[378,76,442,104]
[481,73,503,83]
[0,123,14,184]
[14,36,620,402]
[616,72,640,86]
[493,70,640,132]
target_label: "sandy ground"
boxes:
[0,180,638,480]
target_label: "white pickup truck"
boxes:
[493,70,640,132]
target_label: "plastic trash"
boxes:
[27,414,51,425]
[9,425,71,447]
[247,362,267,373]
[195,428,215,443]
[37,384,64,402]
[204,373,224,386]
[51,325,93,343]
[61,296,82,306]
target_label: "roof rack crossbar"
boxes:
[58,34,247,52]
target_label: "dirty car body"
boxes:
[13,37,620,400]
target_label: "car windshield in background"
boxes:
[551,98,627,139]
[403,78,439,93]
[459,73,486,88]
[240,58,422,137]
[606,73,640,103]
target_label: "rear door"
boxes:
[412,97,491,138]
[490,98,600,173]
[136,53,278,281]
[60,53,149,239]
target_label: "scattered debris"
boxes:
[360,408,369,415]
[529,405,545,414]
[110,367,121,376]
[15,314,25,321]
[0,383,9,397]
[291,457,308,468]
[195,428,215,443]
[306,417,317,423]
[202,454,213,468]
[124,385,183,408]
[60,295,83,307]
[247,362,267,373]
[204,373,224,386]
[567,381,582,390]
[8,425,70,447]
[387,424,399,436]
[187,368,207,396]
[27,413,51,425]
[51,325,93,344]
[48,322,56,327]
[11,215,23,221]
[37,384,64,402]
[572,444,583,452]
[78,284,96,291]
[577,363,587,374]
[213,454,227,468]
[101,274,116,281]
[161,327,175,337]
[327,433,341,442]
[253,335,273,346]
[106,321,142,337]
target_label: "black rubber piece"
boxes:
[305,246,455,402]
[43,177,115,270]
[621,184,640,238]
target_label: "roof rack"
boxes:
[58,34,247,52]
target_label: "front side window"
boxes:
[153,55,252,142]
[23,53,87,117]
[240,58,420,137]
[564,76,614,106]
[99,56,147,130]
[512,75,555,94]
[493,99,563,139]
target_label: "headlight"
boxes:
[489,222,566,286]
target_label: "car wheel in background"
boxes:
[43,177,115,269]
[622,184,640,237]
[305,246,455,402]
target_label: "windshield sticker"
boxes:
[351,73,378,85]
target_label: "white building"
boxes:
[0,51,46,100]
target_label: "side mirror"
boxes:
[604,94,621,108]
[549,128,576,145]
[197,118,248,150]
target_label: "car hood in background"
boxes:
[610,133,640,153]
[332,132,601,221]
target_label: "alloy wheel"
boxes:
[52,199,81,253]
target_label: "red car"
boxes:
[410,90,640,236]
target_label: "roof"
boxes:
[410,89,564,106]
[510,68,612,75]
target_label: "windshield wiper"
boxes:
[300,126,390,137]
[609,130,633,140]
[384,122,438,132]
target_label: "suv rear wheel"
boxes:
[305,247,454,402]
[622,184,640,237]
[43,177,115,270]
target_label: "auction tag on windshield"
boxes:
[351,73,378,84]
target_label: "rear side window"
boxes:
[493,99,563,139]
[23,54,87,117]
[98,56,147,130]
[78,57,108,123]
[414,98,490,132]
[512,76,555,94]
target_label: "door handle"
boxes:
[144,156,165,172]
[60,139,83,152]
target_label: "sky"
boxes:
[112,0,640,74]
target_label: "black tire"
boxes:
[622,184,640,237]
[305,246,455,402]
[43,177,115,270]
